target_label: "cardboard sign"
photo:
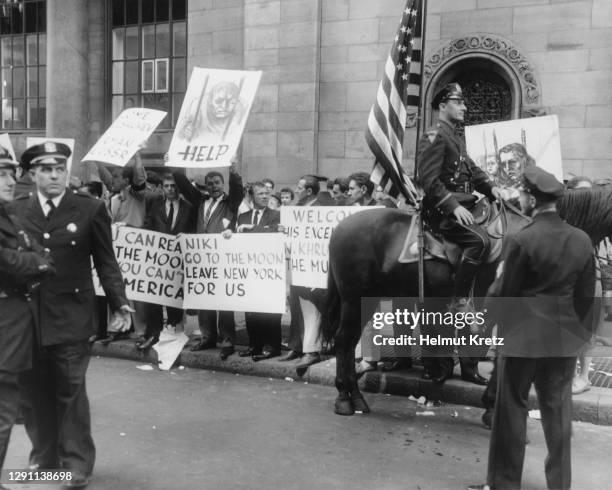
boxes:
[0,133,17,162]
[167,67,262,168]
[26,137,75,181]
[180,233,286,313]
[82,108,167,166]
[465,115,563,188]
[281,206,381,289]
[94,226,184,308]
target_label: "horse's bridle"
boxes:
[486,198,531,240]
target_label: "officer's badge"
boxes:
[44,142,57,153]
[67,223,77,233]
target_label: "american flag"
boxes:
[366,0,423,203]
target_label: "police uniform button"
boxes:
[44,248,50,253]
[75,288,80,293]
[71,240,76,246]
[17,246,23,251]
[43,233,50,239]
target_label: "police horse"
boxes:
[322,188,612,415]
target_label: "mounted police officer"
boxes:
[417,83,502,386]
[7,142,132,489]
[417,83,503,311]
[0,146,54,483]
[470,167,596,490]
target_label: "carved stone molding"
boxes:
[424,34,540,105]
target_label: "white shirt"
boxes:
[37,191,66,217]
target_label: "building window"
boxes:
[0,0,46,130]
[111,0,186,129]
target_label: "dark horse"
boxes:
[322,188,612,416]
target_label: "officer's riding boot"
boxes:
[451,257,480,313]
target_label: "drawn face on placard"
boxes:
[207,82,240,124]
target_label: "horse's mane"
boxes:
[557,188,612,244]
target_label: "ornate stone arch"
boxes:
[422,34,543,127]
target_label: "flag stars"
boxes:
[405,56,412,63]
[396,62,403,70]
[402,73,409,81]
[410,8,417,16]
[400,25,407,33]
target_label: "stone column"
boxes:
[46,0,90,176]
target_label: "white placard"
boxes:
[0,133,17,161]
[168,67,262,168]
[465,115,563,187]
[82,108,167,166]
[281,206,381,289]
[180,233,285,313]
[94,226,184,309]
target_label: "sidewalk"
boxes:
[92,330,612,426]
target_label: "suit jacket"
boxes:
[417,119,493,216]
[486,211,596,357]
[144,196,195,235]
[236,207,280,232]
[0,205,53,371]
[174,170,243,233]
[7,191,128,346]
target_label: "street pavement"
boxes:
[4,357,612,490]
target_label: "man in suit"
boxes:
[417,83,503,386]
[8,142,131,489]
[229,181,283,361]
[469,167,595,490]
[0,148,55,482]
[174,165,243,360]
[139,173,195,350]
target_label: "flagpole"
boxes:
[415,0,428,310]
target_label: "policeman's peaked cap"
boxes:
[431,83,464,109]
[21,141,71,169]
[519,166,564,199]
[0,145,18,169]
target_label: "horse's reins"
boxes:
[486,198,531,240]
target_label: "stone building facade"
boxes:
[3,0,610,184]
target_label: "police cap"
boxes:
[431,83,464,109]
[21,141,71,169]
[0,145,18,169]
[519,166,564,198]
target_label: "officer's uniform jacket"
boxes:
[0,205,52,371]
[417,119,494,217]
[486,211,596,357]
[7,191,128,346]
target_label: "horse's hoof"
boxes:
[352,396,370,414]
[334,399,355,416]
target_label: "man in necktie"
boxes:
[7,141,131,488]
[173,164,243,360]
[141,174,195,350]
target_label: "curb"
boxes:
[92,340,612,426]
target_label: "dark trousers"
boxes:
[487,356,576,490]
[287,286,304,353]
[144,304,184,339]
[0,370,19,470]
[198,310,235,347]
[245,312,282,352]
[19,341,95,475]
[439,218,490,298]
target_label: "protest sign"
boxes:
[281,206,381,289]
[465,115,563,188]
[27,137,75,181]
[94,226,184,308]
[180,233,285,313]
[167,67,261,168]
[0,133,17,161]
[82,108,167,166]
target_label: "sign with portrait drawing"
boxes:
[465,115,563,189]
[167,67,262,168]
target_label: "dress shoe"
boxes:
[433,372,453,384]
[295,352,321,376]
[63,471,91,488]
[278,350,302,362]
[136,336,158,351]
[239,347,261,357]
[461,373,488,386]
[252,350,281,362]
[190,340,216,352]
[101,331,130,345]
[219,346,234,360]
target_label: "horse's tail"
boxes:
[321,264,341,346]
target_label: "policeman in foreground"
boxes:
[470,167,596,490]
[0,146,54,486]
[7,142,132,489]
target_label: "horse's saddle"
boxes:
[398,198,503,266]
